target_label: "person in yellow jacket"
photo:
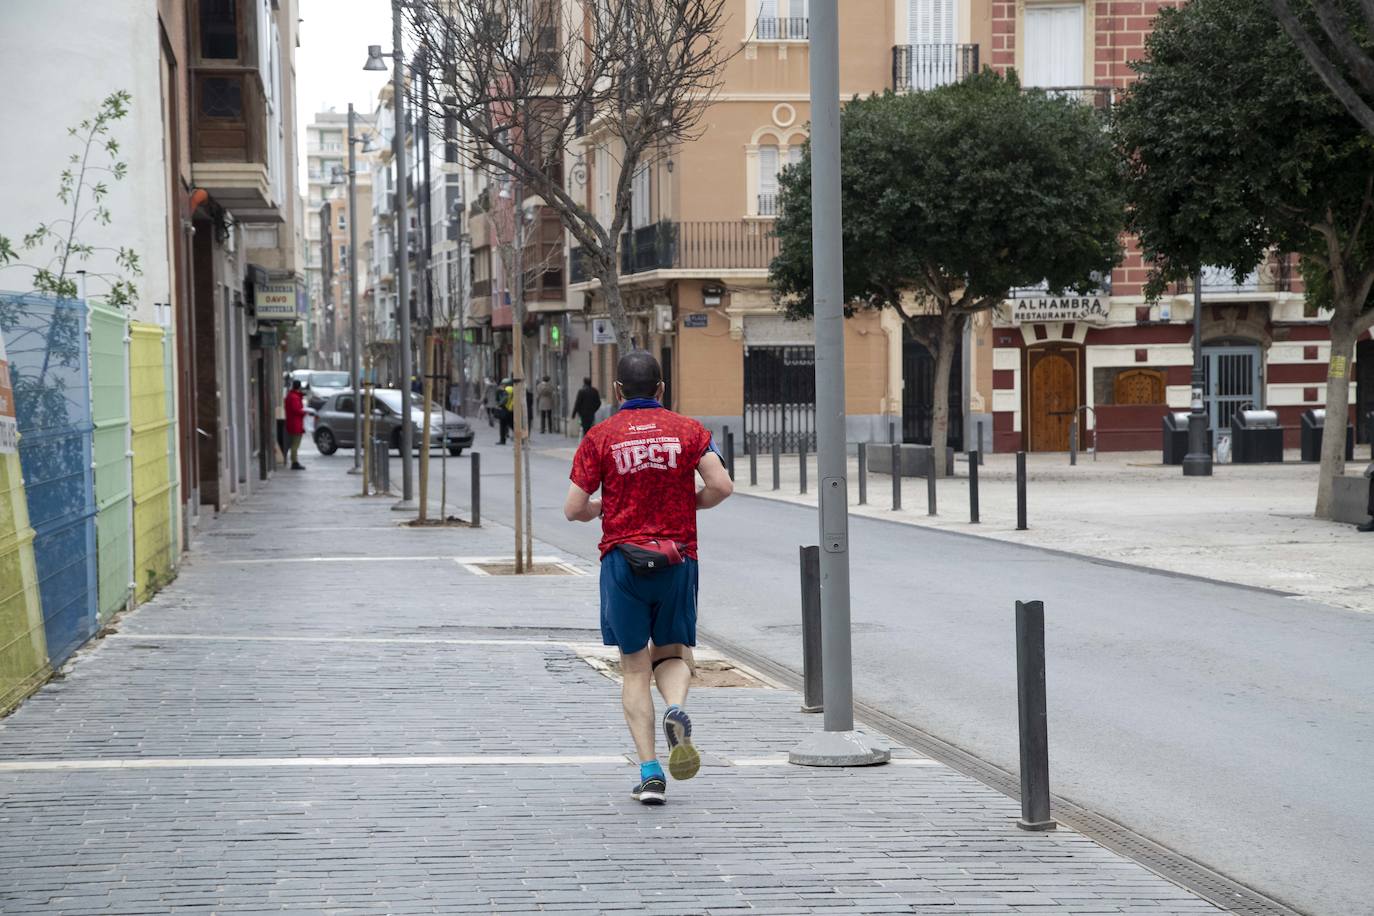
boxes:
[498,378,514,445]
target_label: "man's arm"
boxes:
[563,482,603,522]
[695,451,734,510]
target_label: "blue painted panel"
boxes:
[0,294,98,667]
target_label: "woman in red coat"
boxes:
[285,380,307,470]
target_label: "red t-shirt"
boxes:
[570,405,714,559]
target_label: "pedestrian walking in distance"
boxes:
[497,378,514,445]
[284,380,307,470]
[564,351,734,805]
[571,376,601,438]
[536,375,556,435]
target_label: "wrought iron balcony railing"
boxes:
[892,44,980,92]
[756,17,808,40]
[570,221,780,284]
[757,192,779,217]
[1024,85,1115,111]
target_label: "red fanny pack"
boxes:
[616,538,685,576]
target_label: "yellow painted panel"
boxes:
[0,450,50,714]
[129,323,174,602]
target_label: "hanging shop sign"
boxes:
[1008,296,1110,324]
[0,329,15,453]
[254,281,300,321]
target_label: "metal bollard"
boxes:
[857,441,867,505]
[968,450,980,523]
[891,442,901,510]
[799,545,823,713]
[889,420,896,444]
[799,441,808,494]
[726,431,736,481]
[926,453,937,516]
[1015,599,1056,831]
[1016,451,1028,530]
[977,421,986,465]
[772,439,781,491]
[470,451,481,528]
[1069,420,1078,466]
[749,442,758,487]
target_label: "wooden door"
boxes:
[1028,350,1078,451]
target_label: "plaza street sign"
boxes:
[684,313,709,328]
[254,281,300,321]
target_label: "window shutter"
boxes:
[759,146,780,194]
[1024,4,1084,88]
[788,144,804,166]
[909,0,954,44]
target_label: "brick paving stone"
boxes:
[0,460,1226,914]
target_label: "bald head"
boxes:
[616,350,662,400]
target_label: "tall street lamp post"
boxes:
[1183,271,1213,476]
[366,0,416,510]
[789,0,889,767]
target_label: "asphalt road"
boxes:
[359,427,1374,916]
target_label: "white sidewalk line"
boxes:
[111,633,582,648]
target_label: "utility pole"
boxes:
[789,0,889,768]
[391,0,416,511]
[511,178,527,573]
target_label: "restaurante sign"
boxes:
[1008,296,1110,324]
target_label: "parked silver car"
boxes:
[312,389,474,456]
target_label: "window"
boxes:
[339,244,348,262]
[1024,4,1085,88]
[338,212,347,230]
[756,0,808,38]
[758,145,780,216]
[630,164,651,227]
[788,144,804,167]
[336,395,356,413]
[909,0,954,46]
[199,0,239,59]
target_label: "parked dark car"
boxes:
[312,389,473,456]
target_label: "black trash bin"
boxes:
[1162,412,1213,465]
[1231,409,1285,463]
[1299,409,1355,462]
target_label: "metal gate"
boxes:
[902,333,964,449]
[1203,345,1262,433]
[743,345,816,453]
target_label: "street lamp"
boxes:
[1182,271,1214,476]
[364,3,417,511]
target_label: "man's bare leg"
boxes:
[651,643,692,706]
[652,643,701,780]
[620,647,657,762]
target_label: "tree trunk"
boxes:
[1315,315,1357,518]
[602,271,635,353]
[928,311,962,477]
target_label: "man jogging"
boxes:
[564,351,733,805]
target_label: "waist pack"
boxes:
[616,539,686,576]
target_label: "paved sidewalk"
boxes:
[0,454,1223,914]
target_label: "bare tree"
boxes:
[405,0,734,352]
[1270,0,1374,136]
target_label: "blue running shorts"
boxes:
[599,548,699,654]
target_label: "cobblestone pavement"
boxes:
[0,453,1222,914]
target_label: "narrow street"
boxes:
[441,427,1374,916]
[0,448,1230,914]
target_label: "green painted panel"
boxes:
[89,305,131,620]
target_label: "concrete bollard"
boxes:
[1015,599,1056,831]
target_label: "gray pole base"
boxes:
[800,703,823,714]
[390,498,418,512]
[789,730,890,767]
[1017,817,1058,832]
[1181,454,1213,476]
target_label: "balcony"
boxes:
[191,68,281,220]
[570,221,780,286]
[1024,85,1115,111]
[1180,260,1293,295]
[756,17,808,40]
[757,193,779,217]
[893,44,980,92]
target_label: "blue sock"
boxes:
[640,759,664,781]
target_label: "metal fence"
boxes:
[744,345,817,453]
[893,43,980,92]
[0,293,98,668]
[89,304,132,621]
[130,322,175,603]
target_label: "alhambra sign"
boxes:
[1006,295,1111,324]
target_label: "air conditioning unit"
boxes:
[655,303,673,333]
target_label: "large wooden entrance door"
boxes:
[1027,347,1080,451]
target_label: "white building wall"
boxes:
[0,0,170,324]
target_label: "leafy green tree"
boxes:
[1115,0,1374,517]
[771,72,1122,472]
[0,91,142,306]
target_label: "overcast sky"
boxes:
[294,0,394,185]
